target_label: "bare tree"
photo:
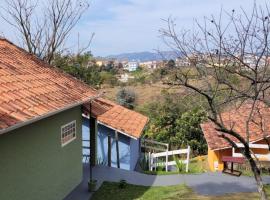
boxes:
[160,3,270,200]
[1,0,91,64]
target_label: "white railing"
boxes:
[149,146,190,172]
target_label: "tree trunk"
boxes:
[245,151,268,200]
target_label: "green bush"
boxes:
[100,71,119,86]
[174,156,185,172]
[118,179,127,189]
[116,88,136,109]
[141,93,207,156]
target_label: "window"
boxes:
[61,120,76,146]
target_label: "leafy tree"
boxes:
[101,61,117,74]
[100,71,119,86]
[53,52,102,88]
[116,88,136,109]
[174,108,207,155]
[166,59,176,68]
[150,68,169,83]
[141,93,207,155]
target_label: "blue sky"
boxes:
[0,0,267,56]
[74,0,266,56]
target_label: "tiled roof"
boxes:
[91,98,116,117]
[0,38,97,134]
[83,98,148,139]
[201,102,270,150]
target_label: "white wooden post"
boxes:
[148,152,151,171]
[155,156,157,171]
[185,146,190,172]
[165,150,168,172]
[151,153,154,171]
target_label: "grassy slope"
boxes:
[91,182,267,200]
[101,83,185,107]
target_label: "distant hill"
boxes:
[105,51,178,62]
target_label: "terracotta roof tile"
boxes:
[83,98,148,139]
[0,39,97,133]
[201,102,270,150]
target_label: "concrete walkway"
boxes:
[93,165,270,195]
[64,164,270,200]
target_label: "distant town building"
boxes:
[124,61,139,72]
[140,61,157,69]
[175,57,191,67]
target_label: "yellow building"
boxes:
[201,102,270,172]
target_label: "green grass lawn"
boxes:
[91,182,270,200]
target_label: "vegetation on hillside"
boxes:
[139,92,208,156]
[53,52,103,88]
[116,88,137,109]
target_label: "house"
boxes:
[82,98,148,171]
[140,61,157,69]
[0,39,98,200]
[124,61,139,72]
[201,102,270,172]
[175,57,191,67]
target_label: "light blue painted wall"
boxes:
[130,138,140,170]
[82,117,140,170]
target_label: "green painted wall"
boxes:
[0,106,83,200]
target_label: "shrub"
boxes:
[118,179,127,189]
[174,156,185,173]
[116,88,136,109]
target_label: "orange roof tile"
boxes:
[201,102,270,150]
[0,38,97,134]
[83,98,148,139]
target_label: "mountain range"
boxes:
[105,51,178,62]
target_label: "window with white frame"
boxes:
[61,120,76,146]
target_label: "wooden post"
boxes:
[108,135,111,167]
[89,102,97,182]
[115,131,120,168]
[90,116,97,167]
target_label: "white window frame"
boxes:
[61,120,77,147]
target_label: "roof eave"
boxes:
[98,121,139,140]
[0,95,99,136]
[82,114,139,140]
[209,135,270,151]
[210,146,232,151]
